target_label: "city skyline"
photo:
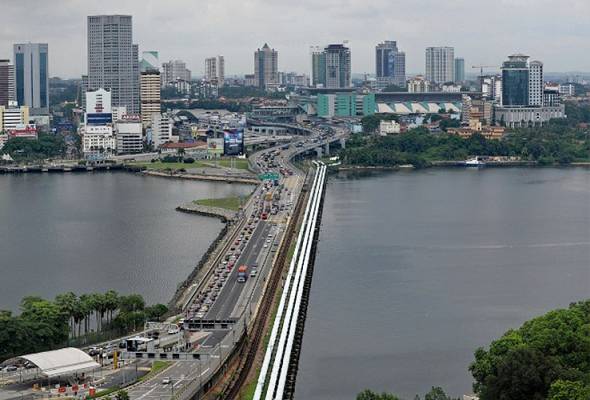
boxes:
[1,0,590,79]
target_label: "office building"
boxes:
[205,56,225,86]
[559,83,575,97]
[482,75,502,103]
[254,44,278,89]
[454,57,465,83]
[425,47,454,84]
[115,115,143,154]
[140,51,159,73]
[528,60,543,106]
[501,54,530,106]
[316,93,375,117]
[85,88,112,125]
[407,76,431,93]
[375,41,406,87]
[0,103,30,132]
[496,54,565,127]
[0,60,16,107]
[244,74,257,87]
[87,15,140,114]
[81,125,116,158]
[311,47,326,87]
[140,70,161,127]
[324,44,351,89]
[151,113,172,148]
[161,60,191,86]
[13,43,49,114]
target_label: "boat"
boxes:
[464,156,486,167]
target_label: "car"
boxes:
[263,243,268,248]
[250,270,258,277]
[162,377,171,385]
[5,365,17,372]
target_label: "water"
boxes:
[0,172,253,312]
[296,168,590,400]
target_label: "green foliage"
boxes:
[469,300,590,400]
[340,121,590,168]
[424,387,456,400]
[548,380,590,400]
[218,86,285,99]
[114,390,129,400]
[2,133,66,161]
[0,290,164,362]
[361,114,400,133]
[356,389,401,400]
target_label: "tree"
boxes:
[357,390,401,400]
[424,387,454,400]
[548,380,590,400]
[145,304,168,322]
[55,292,77,339]
[470,300,590,400]
[114,390,129,400]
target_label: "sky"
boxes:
[1,0,589,79]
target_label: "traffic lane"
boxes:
[204,222,270,319]
[206,223,272,320]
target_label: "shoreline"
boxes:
[335,160,590,171]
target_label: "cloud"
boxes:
[1,0,588,78]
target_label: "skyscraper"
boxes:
[324,44,351,89]
[501,54,530,107]
[0,60,16,107]
[140,51,159,73]
[425,47,454,84]
[528,60,543,106]
[254,44,278,89]
[375,41,406,87]
[140,70,161,127]
[161,60,191,86]
[87,15,140,114]
[205,56,225,87]
[13,43,49,114]
[454,58,465,83]
[311,47,326,87]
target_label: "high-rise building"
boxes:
[501,54,529,107]
[324,44,351,89]
[375,41,406,87]
[425,47,454,84]
[311,47,326,88]
[254,44,278,89]
[140,51,159,73]
[0,60,16,107]
[85,88,113,125]
[87,15,140,114]
[161,60,191,87]
[528,60,543,106]
[454,57,465,83]
[205,56,225,86]
[13,43,49,114]
[140,71,161,127]
[407,75,431,93]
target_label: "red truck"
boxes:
[237,265,248,283]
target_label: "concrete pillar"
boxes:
[340,138,346,149]
[324,142,330,155]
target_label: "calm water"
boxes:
[0,172,253,312]
[296,168,590,400]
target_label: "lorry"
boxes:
[237,265,248,283]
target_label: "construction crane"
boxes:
[472,65,498,78]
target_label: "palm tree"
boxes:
[55,292,77,339]
[103,290,119,326]
[79,294,94,336]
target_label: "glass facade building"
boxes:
[13,43,49,114]
[501,54,530,107]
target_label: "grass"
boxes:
[128,161,208,170]
[136,361,173,383]
[240,370,259,400]
[129,158,250,171]
[90,386,120,398]
[194,196,248,211]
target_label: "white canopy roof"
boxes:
[17,347,100,378]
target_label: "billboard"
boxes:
[223,128,244,156]
[207,137,224,156]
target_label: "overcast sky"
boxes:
[1,0,589,79]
